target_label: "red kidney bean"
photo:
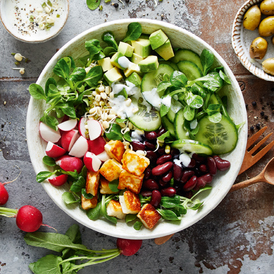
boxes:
[187,158,196,168]
[157,128,166,137]
[156,154,173,165]
[173,164,182,181]
[171,148,180,157]
[183,175,197,191]
[131,140,145,151]
[143,179,159,190]
[198,174,213,185]
[207,157,217,175]
[199,164,208,173]
[150,190,162,208]
[146,151,157,163]
[157,147,166,155]
[161,187,176,197]
[152,161,173,176]
[213,155,231,171]
[180,170,195,183]
[144,141,156,150]
[162,170,173,183]
[140,190,152,197]
[159,179,168,187]
[192,153,206,163]
[144,167,152,180]
[145,131,158,140]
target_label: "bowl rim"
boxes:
[0,0,70,43]
[231,0,274,82]
[26,18,248,239]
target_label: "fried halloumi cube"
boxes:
[104,140,125,163]
[119,190,141,214]
[86,170,100,196]
[100,176,119,194]
[118,169,144,194]
[99,159,123,182]
[106,200,126,219]
[122,150,150,176]
[137,203,161,229]
[81,195,98,210]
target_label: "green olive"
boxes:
[259,16,274,36]
[260,0,274,15]
[262,58,274,75]
[250,37,268,59]
[243,5,261,30]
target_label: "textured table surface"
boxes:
[1,1,274,273]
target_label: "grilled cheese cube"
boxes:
[104,140,125,163]
[99,159,123,182]
[137,203,161,229]
[81,195,98,210]
[119,190,141,214]
[118,169,144,194]
[86,170,100,196]
[122,150,150,176]
[100,176,119,194]
[106,200,126,219]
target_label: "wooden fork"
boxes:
[154,126,274,245]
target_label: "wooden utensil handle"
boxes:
[230,176,263,192]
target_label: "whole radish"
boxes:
[116,238,143,256]
[0,183,9,205]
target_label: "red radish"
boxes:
[16,205,43,232]
[56,155,83,173]
[39,122,61,143]
[87,119,102,140]
[78,117,87,137]
[83,152,102,172]
[0,183,9,205]
[88,136,106,155]
[48,174,68,186]
[116,238,142,256]
[96,151,110,162]
[58,119,78,132]
[61,129,79,151]
[46,142,66,158]
[69,136,88,158]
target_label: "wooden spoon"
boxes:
[229,157,274,192]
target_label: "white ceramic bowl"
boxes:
[26,19,248,239]
[232,0,274,81]
[0,0,69,43]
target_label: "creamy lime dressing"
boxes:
[143,89,172,109]
[118,56,134,69]
[174,153,191,167]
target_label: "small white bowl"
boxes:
[0,0,69,43]
[232,0,274,81]
[26,19,247,239]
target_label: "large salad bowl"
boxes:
[26,19,247,239]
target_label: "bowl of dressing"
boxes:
[0,0,69,43]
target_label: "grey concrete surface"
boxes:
[1,1,274,274]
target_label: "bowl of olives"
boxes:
[232,0,274,81]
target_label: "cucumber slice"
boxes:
[128,106,161,131]
[195,115,238,155]
[175,109,188,139]
[167,108,175,122]
[177,61,203,80]
[159,60,179,71]
[162,116,176,137]
[171,139,213,155]
[171,49,203,71]
[141,64,174,92]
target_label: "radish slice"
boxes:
[61,129,79,152]
[48,174,68,186]
[39,122,61,143]
[84,152,102,172]
[79,117,87,137]
[56,155,83,173]
[58,119,78,131]
[69,136,88,158]
[87,120,102,140]
[46,142,66,158]
[88,136,106,155]
[96,151,110,162]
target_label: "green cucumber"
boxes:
[128,106,161,131]
[171,139,213,155]
[162,116,176,138]
[174,109,188,140]
[171,49,203,71]
[159,60,179,71]
[141,64,174,92]
[177,60,203,80]
[195,115,238,155]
